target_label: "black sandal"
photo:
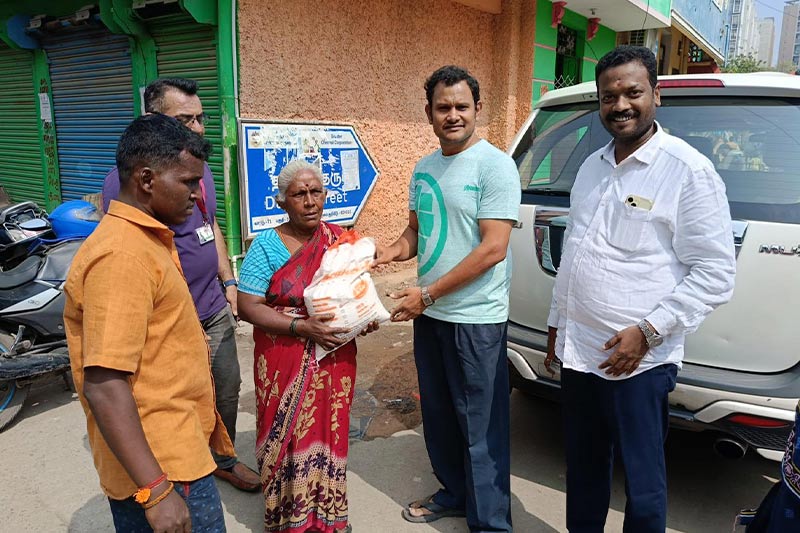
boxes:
[401,494,466,523]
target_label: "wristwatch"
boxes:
[637,320,663,348]
[222,278,238,288]
[420,286,435,307]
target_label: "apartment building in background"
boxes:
[758,17,775,66]
[728,0,760,59]
[778,0,800,66]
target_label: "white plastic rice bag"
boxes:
[303,230,390,360]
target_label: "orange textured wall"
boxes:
[238,0,534,252]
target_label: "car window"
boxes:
[514,96,800,223]
[513,103,609,192]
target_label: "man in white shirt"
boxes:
[545,46,736,532]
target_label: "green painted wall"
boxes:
[649,0,672,19]
[583,26,615,81]
[216,0,242,261]
[32,48,60,209]
[0,0,90,19]
[532,0,617,105]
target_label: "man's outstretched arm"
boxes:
[374,210,420,265]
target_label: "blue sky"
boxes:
[755,0,786,21]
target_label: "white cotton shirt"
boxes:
[548,123,736,380]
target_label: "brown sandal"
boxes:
[212,464,260,492]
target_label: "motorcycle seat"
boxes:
[0,255,42,289]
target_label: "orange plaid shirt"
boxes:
[64,201,234,500]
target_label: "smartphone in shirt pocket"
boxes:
[624,194,654,211]
[609,196,654,251]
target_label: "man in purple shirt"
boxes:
[102,78,260,492]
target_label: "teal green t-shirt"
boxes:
[409,139,521,323]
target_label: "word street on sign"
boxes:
[237,120,380,239]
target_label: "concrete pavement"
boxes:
[2,369,779,532]
[0,269,780,532]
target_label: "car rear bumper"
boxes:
[507,321,798,461]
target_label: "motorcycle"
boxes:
[0,200,99,430]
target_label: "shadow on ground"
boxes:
[349,388,778,532]
[68,494,114,532]
[216,429,263,531]
[226,267,777,531]
[348,427,556,532]
[6,375,76,432]
[505,391,778,532]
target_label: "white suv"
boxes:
[506,73,800,461]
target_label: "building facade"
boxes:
[238,0,536,245]
[0,0,538,257]
[664,0,727,74]
[0,0,242,252]
[0,0,741,257]
[758,17,776,66]
[727,0,760,59]
[532,0,670,104]
[778,0,800,66]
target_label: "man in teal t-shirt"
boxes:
[375,65,520,533]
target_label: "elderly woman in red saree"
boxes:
[238,160,374,533]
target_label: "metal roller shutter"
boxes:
[148,15,227,231]
[44,26,134,200]
[0,43,46,206]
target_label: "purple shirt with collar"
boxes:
[102,163,227,321]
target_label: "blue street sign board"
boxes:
[237,120,380,239]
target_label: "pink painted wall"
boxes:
[238,0,534,255]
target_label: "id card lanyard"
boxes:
[195,179,215,245]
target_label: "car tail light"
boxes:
[726,414,792,428]
[658,79,725,88]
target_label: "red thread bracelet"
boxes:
[133,472,169,505]
[144,472,168,489]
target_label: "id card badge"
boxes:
[196,223,215,245]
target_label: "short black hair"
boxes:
[144,78,199,114]
[116,114,212,183]
[424,65,480,107]
[595,45,658,90]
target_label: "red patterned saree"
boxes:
[254,221,356,533]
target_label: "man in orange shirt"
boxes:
[65,114,234,532]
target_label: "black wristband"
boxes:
[289,317,299,337]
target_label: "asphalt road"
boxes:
[0,271,780,532]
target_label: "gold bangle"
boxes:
[143,481,174,509]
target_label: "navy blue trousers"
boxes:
[745,481,800,532]
[413,314,512,533]
[561,364,678,533]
